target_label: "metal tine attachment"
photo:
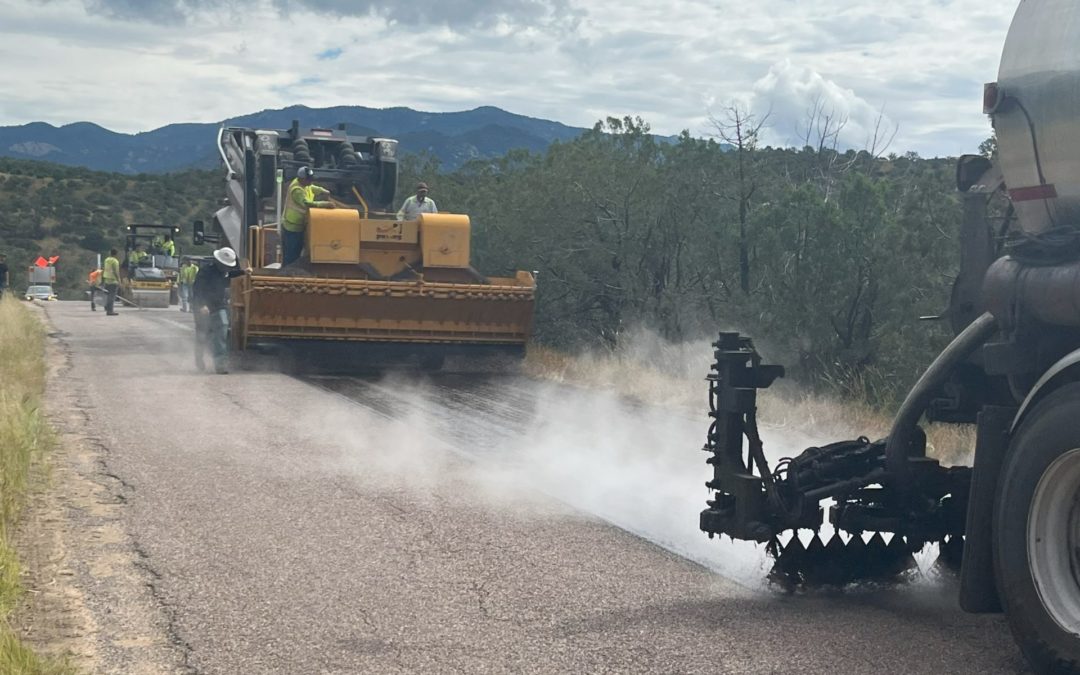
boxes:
[769,531,921,588]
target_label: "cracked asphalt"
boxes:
[39,301,1030,674]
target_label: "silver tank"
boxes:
[995,0,1080,234]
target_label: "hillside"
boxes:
[0,105,585,174]
[0,158,219,298]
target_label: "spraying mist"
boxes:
[290,329,875,589]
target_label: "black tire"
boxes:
[994,382,1080,674]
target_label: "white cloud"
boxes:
[745,59,893,152]
[0,0,1017,157]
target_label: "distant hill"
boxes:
[0,105,586,174]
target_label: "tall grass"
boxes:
[0,296,74,674]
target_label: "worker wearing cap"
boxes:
[192,248,243,373]
[396,182,438,221]
[178,258,198,312]
[102,248,121,315]
[281,166,335,266]
[88,266,102,311]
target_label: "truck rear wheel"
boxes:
[995,382,1080,673]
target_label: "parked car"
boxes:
[25,285,57,301]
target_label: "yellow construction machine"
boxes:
[121,223,182,308]
[196,122,535,368]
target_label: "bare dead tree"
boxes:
[864,104,899,167]
[799,93,849,155]
[797,93,856,198]
[708,102,770,294]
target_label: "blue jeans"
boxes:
[282,228,304,266]
[195,308,229,370]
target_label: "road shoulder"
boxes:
[12,309,186,674]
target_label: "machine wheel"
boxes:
[995,382,1080,673]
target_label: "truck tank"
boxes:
[983,0,1080,331]
[994,0,1080,234]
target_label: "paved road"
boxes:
[36,301,1028,674]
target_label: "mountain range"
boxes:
[0,105,588,174]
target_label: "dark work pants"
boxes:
[104,283,118,313]
[281,228,304,266]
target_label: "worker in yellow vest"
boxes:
[129,243,149,270]
[102,248,121,316]
[281,166,335,266]
[178,258,198,312]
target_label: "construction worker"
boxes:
[162,234,176,257]
[102,248,121,316]
[178,258,197,312]
[192,248,242,373]
[0,254,8,299]
[88,266,102,311]
[130,243,149,268]
[396,182,438,221]
[281,166,335,266]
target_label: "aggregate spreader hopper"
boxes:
[698,2,1080,671]
[198,122,535,367]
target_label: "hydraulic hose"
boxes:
[885,312,998,482]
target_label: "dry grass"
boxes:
[0,297,75,674]
[524,342,976,465]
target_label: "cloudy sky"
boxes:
[0,0,1016,156]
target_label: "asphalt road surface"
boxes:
[32,301,1029,674]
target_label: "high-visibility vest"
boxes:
[283,179,324,232]
[162,240,175,256]
[180,265,198,285]
[88,269,101,286]
[103,257,120,283]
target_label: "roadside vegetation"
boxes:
[0,296,73,674]
[0,158,219,301]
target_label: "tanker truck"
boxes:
[697,2,1080,671]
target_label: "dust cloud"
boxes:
[292,329,856,588]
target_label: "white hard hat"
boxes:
[213,247,238,267]
[297,166,314,180]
